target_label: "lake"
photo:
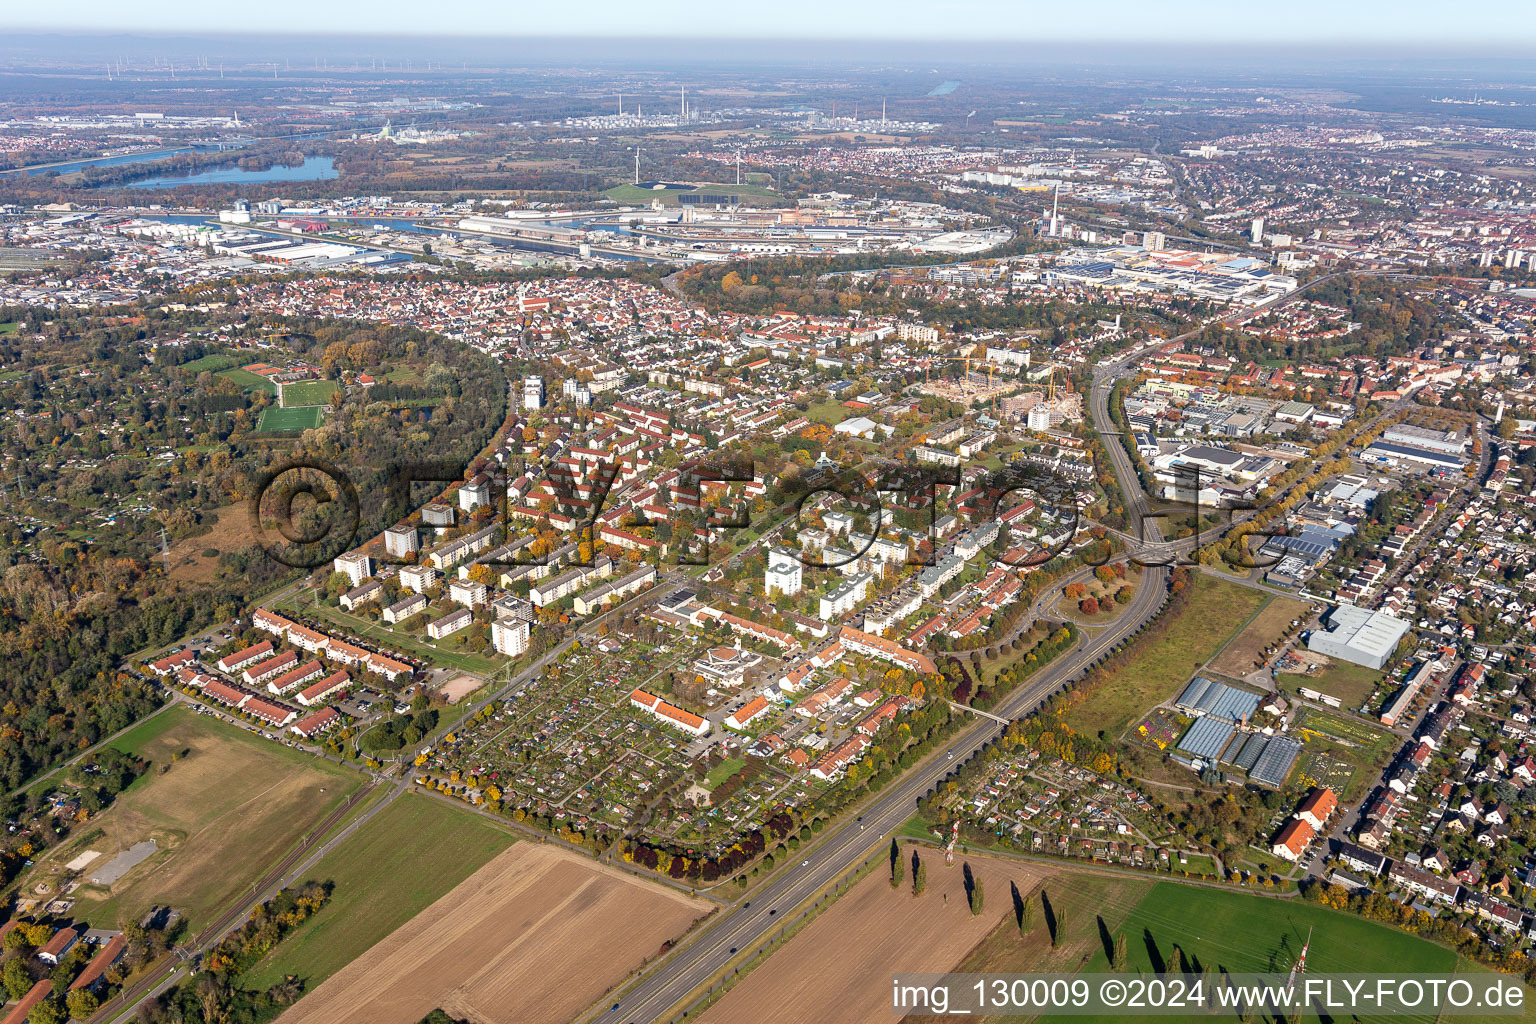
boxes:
[124,156,338,190]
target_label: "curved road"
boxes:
[593,360,1175,1024]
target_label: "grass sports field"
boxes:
[178,352,238,373]
[1063,572,1267,738]
[245,795,515,991]
[280,378,339,407]
[33,704,363,931]
[258,405,325,433]
[217,366,277,394]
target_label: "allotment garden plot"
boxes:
[414,632,838,859]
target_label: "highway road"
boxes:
[592,568,1169,1024]
[592,350,1183,1024]
[592,273,1380,1024]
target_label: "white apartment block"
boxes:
[491,617,531,657]
[333,551,373,586]
[399,564,440,595]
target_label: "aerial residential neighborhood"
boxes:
[3,10,1536,1024]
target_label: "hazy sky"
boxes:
[3,0,1530,47]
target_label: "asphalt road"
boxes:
[592,357,1178,1024]
[592,560,1169,1024]
[589,280,1380,1024]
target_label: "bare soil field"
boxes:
[37,706,361,930]
[699,847,1047,1024]
[166,504,249,583]
[438,674,483,703]
[1207,594,1310,679]
[278,844,710,1024]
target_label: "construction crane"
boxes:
[924,354,999,411]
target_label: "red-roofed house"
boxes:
[1271,819,1315,862]
[150,650,194,676]
[1297,788,1338,830]
[291,707,341,739]
[38,925,81,964]
[243,650,299,685]
[298,670,349,707]
[217,640,273,674]
[2,980,52,1024]
[242,697,298,728]
[69,935,126,992]
[726,695,771,730]
[267,659,325,697]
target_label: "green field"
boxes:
[35,704,364,931]
[0,321,18,334]
[705,756,748,789]
[244,795,514,991]
[280,378,340,407]
[603,181,784,207]
[1039,882,1459,1024]
[1280,658,1386,710]
[217,366,278,394]
[1064,573,1267,738]
[258,405,325,433]
[805,399,850,425]
[179,352,238,373]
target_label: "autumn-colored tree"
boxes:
[1080,597,1099,615]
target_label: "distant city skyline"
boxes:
[3,1,1534,48]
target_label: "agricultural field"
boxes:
[257,404,325,433]
[703,846,1051,1024]
[1208,593,1312,679]
[1062,573,1267,739]
[245,795,516,992]
[1035,882,1459,1024]
[1291,708,1397,799]
[276,843,709,1024]
[904,871,1155,1024]
[29,705,363,931]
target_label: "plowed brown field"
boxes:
[699,847,1048,1024]
[278,843,709,1024]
